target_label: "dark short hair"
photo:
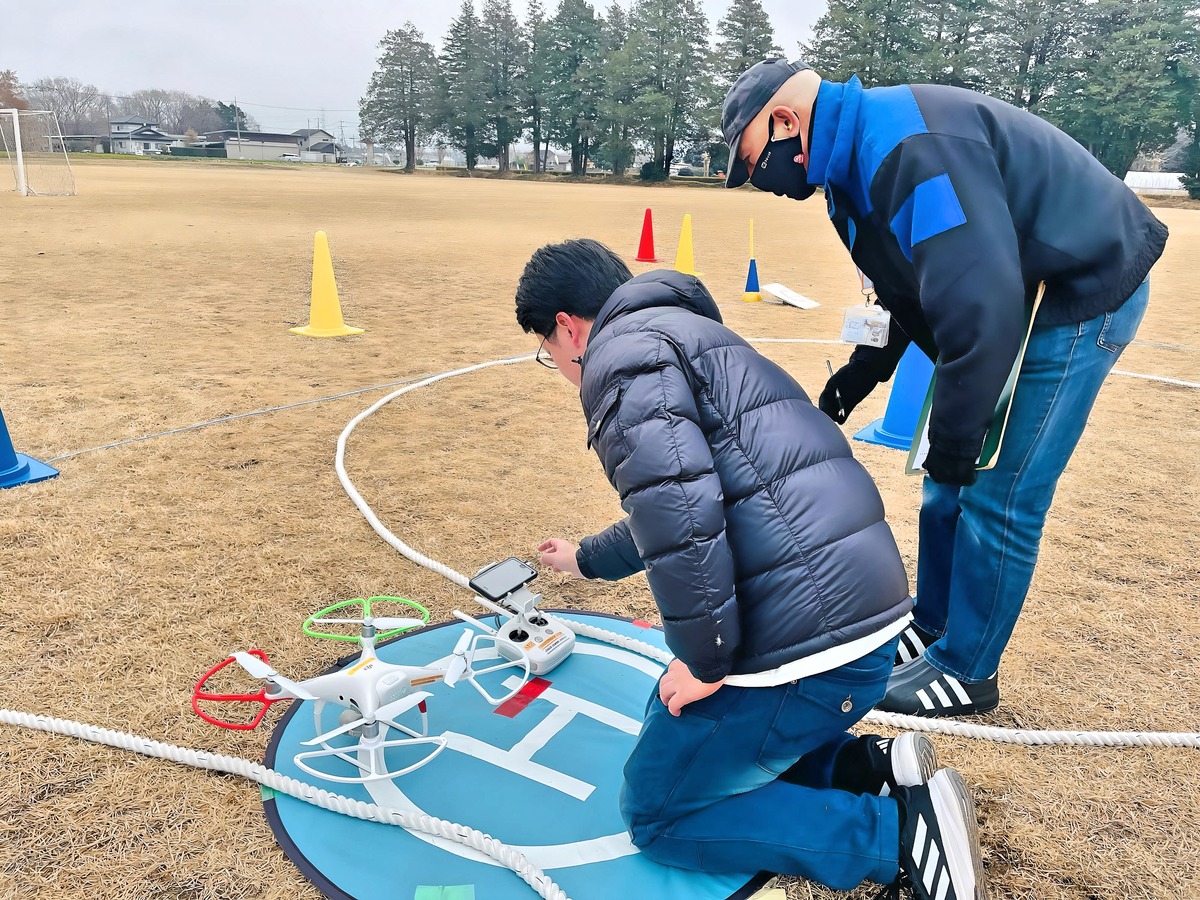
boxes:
[515,238,633,336]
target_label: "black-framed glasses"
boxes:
[535,330,558,369]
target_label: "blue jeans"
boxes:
[915,281,1150,682]
[619,639,900,891]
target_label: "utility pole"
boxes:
[234,95,242,159]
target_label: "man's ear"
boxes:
[556,311,585,348]
[768,105,802,139]
[554,311,574,339]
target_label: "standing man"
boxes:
[517,238,988,899]
[721,59,1167,717]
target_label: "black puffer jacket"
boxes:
[576,270,911,682]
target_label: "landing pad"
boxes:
[263,611,768,900]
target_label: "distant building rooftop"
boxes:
[205,130,302,144]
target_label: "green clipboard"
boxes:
[906,284,1045,476]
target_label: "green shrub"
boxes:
[1180,135,1200,201]
[639,161,667,182]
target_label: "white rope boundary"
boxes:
[0,709,569,900]
[332,348,1200,752]
[2,345,1194,900]
[35,338,1198,465]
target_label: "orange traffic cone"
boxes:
[635,208,659,262]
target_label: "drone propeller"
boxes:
[231,650,276,679]
[303,690,433,746]
[370,617,426,630]
[232,651,317,701]
[308,616,425,631]
[442,629,475,687]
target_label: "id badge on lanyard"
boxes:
[841,269,891,348]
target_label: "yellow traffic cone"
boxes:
[290,230,364,337]
[673,214,701,277]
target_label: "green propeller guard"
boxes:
[303,595,431,642]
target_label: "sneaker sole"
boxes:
[892,732,939,787]
[929,768,989,899]
[893,698,1001,718]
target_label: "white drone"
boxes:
[192,558,575,785]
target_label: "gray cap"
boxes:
[722,58,813,188]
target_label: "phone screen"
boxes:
[469,557,537,601]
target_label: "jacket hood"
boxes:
[590,270,723,339]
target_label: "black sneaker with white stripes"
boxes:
[893,768,988,899]
[895,621,940,665]
[878,656,999,717]
[833,733,939,797]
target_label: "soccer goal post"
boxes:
[0,109,77,196]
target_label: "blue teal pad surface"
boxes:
[263,612,766,900]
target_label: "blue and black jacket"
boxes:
[576,271,910,683]
[806,77,1168,463]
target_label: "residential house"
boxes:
[110,116,175,155]
[293,129,342,163]
[293,128,336,150]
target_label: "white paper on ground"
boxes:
[761,282,821,309]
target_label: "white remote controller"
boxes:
[466,559,577,675]
[494,608,576,675]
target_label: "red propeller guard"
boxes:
[192,649,288,730]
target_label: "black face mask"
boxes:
[749,126,815,201]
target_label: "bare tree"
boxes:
[23,76,106,134]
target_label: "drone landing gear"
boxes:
[444,628,534,705]
[297,697,447,784]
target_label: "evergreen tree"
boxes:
[545,0,605,174]
[213,100,255,132]
[595,1,640,175]
[1174,26,1200,198]
[438,1,488,170]
[714,0,783,89]
[629,0,713,176]
[982,0,1082,111]
[522,0,553,171]
[707,0,782,172]
[359,22,439,171]
[911,0,997,89]
[804,0,928,86]
[1040,0,1199,176]
[479,0,525,171]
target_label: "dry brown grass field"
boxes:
[1,158,1198,900]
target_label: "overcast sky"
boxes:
[3,1,825,138]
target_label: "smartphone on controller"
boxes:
[469,557,537,603]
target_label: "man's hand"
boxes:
[923,444,979,487]
[537,538,584,578]
[818,362,879,424]
[658,658,725,716]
